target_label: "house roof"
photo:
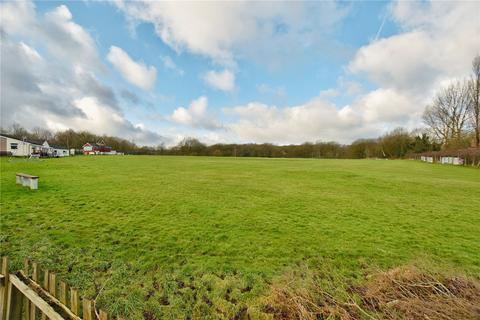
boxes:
[83,142,111,148]
[0,133,43,146]
[49,144,68,149]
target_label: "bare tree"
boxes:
[470,55,480,147]
[32,127,53,141]
[423,104,450,145]
[423,80,471,146]
[9,123,30,139]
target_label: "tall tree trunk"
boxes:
[472,55,480,147]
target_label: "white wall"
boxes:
[53,148,70,157]
[1,136,37,156]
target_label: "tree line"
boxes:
[1,124,442,159]
[2,55,478,159]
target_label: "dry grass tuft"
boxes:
[262,269,364,320]
[361,265,480,320]
[263,264,480,320]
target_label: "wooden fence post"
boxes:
[0,256,9,320]
[23,259,31,320]
[5,281,23,320]
[60,281,67,305]
[49,273,57,297]
[83,298,93,320]
[41,270,49,320]
[99,310,108,320]
[70,288,79,315]
[30,262,38,320]
[43,270,49,291]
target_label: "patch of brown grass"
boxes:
[261,269,368,320]
[360,265,480,320]
[263,264,480,320]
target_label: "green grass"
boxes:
[1,156,479,318]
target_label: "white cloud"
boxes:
[203,69,235,92]
[0,1,36,36]
[221,0,480,145]
[115,1,348,68]
[0,1,166,146]
[318,88,338,99]
[170,96,221,130]
[224,100,352,144]
[1,2,102,71]
[2,0,478,147]
[222,87,423,145]
[113,0,480,145]
[349,1,480,94]
[160,55,184,75]
[19,42,42,62]
[107,46,157,90]
[355,88,420,124]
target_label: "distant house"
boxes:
[83,141,114,155]
[0,134,42,156]
[42,141,70,157]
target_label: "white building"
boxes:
[42,141,70,157]
[0,134,42,156]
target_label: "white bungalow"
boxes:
[0,134,42,156]
[42,141,70,157]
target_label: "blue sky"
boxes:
[34,1,392,106]
[1,1,479,145]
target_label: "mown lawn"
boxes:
[1,156,479,318]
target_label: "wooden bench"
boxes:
[16,173,39,190]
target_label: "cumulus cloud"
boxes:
[1,1,102,71]
[224,99,351,144]
[0,1,166,146]
[2,0,478,147]
[203,69,235,92]
[113,0,480,145]
[223,86,424,145]
[349,1,480,94]
[0,1,36,35]
[107,46,157,90]
[221,0,480,145]
[170,96,221,130]
[114,1,348,68]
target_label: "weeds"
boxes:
[263,262,480,320]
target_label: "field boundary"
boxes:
[0,257,110,320]
[413,147,480,166]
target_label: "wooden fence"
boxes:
[0,257,111,320]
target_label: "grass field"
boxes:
[1,156,479,318]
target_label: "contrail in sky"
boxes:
[374,13,388,41]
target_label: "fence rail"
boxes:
[0,257,111,320]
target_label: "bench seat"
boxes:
[16,173,39,179]
[16,173,39,190]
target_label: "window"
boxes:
[10,143,18,150]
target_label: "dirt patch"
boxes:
[263,264,480,319]
[143,310,157,320]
